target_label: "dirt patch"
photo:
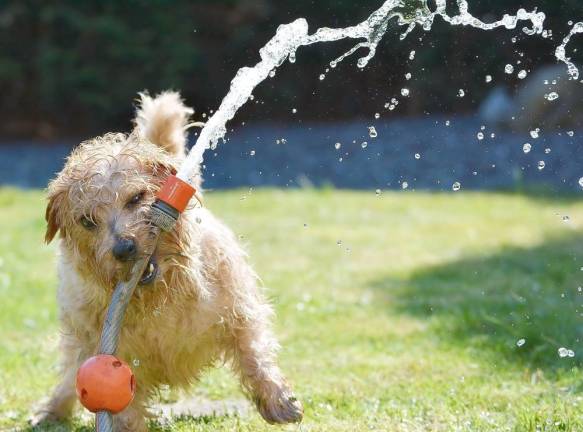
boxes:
[152,396,251,420]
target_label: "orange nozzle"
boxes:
[156,175,196,213]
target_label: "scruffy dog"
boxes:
[34,92,303,430]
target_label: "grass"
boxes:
[0,187,582,431]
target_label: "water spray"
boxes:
[73,1,581,430]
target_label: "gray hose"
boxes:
[95,227,161,431]
[96,411,114,432]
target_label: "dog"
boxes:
[33,91,303,431]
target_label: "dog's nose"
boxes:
[112,237,137,262]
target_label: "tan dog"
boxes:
[33,92,303,431]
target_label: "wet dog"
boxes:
[33,92,302,431]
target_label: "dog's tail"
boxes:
[135,91,194,155]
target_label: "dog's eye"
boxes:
[126,191,145,207]
[79,216,97,230]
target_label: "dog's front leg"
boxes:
[205,225,303,424]
[31,369,77,426]
[31,334,88,426]
[231,320,303,424]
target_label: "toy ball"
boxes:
[76,354,136,414]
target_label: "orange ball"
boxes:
[76,354,136,414]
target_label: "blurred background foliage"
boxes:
[0,0,580,138]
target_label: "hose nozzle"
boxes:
[151,175,196,231]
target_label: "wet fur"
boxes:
[33,91,302,431]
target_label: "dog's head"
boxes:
[45,92,198,288]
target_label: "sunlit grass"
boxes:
[1,188,581,431]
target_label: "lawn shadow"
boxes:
[370,232,583,371]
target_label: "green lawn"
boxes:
[0,188,582,431]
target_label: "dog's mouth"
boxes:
[139,256,159,285]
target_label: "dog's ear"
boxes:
[134,91,193,156]
[45,184,65,243]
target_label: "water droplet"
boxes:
[477,132,484,140]
[368,126,378,138]
[336,240,343,246]
[250,150,256,156]
[319,74,325,81]
[402,181,409,190]
[530,129,540,139]
[335,142,341,150]
[558,347,569,358]
[357,58,368,68]
[133,359,140,367]
[452,182,461,191]
[375,189,382,196]
[405,72,412,80]
[516,338,526,347]
[445,120,450,126]
[457,89,465,98]
[505,64,515,74]
[414,153,421,160]
[361,141,368,149]
[537,161,545,170]
[292,108,297,114]
[485,75,493,83]
[269,70,276,78]
[523,143,532,153]
[578,177,583,188]
[517,70,528,79]
[409,50,416,60]
[374,113,380,119]
[401,88,410,97]
[562,215,570,222]
[544,148,551,154]
[546,92,559,101]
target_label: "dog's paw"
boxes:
[113,409,148,432]
[29,409,66,429]
[256,391,303,424]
